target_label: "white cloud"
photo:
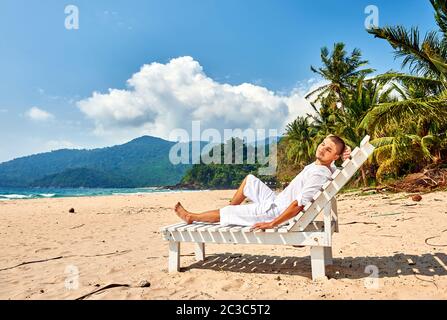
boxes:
[77,56,315,142]
[0,108,7,113]
[25,107,54,121]
[45,140,79,151]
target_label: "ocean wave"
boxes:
[0,194,33,199]
[112,192,149,196]
[39,194,56,198]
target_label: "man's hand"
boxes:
[342,145,352,161]
[251,221,275,231]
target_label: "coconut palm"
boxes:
[305,43,375,111]
[284,116,314,166]
[331,78,396,185]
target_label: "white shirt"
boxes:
[273,162,335,212]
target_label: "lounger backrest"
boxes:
[286,135,375,232]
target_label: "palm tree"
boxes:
[365,0,447,127]
[362,74,447,179]
[306,101,337,142]
[305,43,375,111]
[334,78,396,185]
[364,0,447,174]
[284,116,314,167]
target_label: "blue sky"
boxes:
[0,0,437,163]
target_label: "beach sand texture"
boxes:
[0,189,446,300]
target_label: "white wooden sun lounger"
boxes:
[161,135,375,280]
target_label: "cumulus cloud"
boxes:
[26,107,54,121]
[77,56,316,142]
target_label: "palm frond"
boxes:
[370,72,444,91]
[368,26,440,78]
[430,0,447,35]
[304,84,330,100]
[361,96,447,131]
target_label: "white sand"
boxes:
[0,189,446,299]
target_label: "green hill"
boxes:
[0,136,195,188]
[177,137,279,189]
[29,168,134,188]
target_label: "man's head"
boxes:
[315,134,346,165]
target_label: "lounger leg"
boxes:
[194,242,205,261]
[324,247,333,266]
[310,246,326,280]
[169,241,180,272]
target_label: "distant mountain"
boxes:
[28,168,132,188]
[0,136,202,188]
[249,135,282,146]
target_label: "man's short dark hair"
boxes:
[327,134,346,156]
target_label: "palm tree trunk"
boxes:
[335,86,345,113]
[360,165,368,187]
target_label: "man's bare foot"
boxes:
[174,202,193,224]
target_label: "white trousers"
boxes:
[219,174,281,226]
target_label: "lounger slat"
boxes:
[322,180,332,190]
[208,224,223,232]
[362,142,375,157]
[330,169,341,180]
[196,223,219,232]
[217,225,234,233]
[312,190,322,201]
[167,229,330,246]
[341,161,357,178]
[324,183,337,199]
[160,222,185,232]
[303,202,312,211]
[188,223,208,232]
[265,227,279,233]
[341,158,350,168]
[242,227,253,233]
[229,226,243,233]
[278,226,290,233]
[360,135,370,146]
[350,147,360,159]
[167,222,188,232]
[177,223,199,232]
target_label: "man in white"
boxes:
[174,135,350,231]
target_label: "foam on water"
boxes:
[39,194,56,198]
[0,187,191,200]
[0,194,33,199]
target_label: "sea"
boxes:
[0,186,196,200]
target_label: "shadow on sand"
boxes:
[183,251,447,280]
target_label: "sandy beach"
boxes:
[0,189,446,300]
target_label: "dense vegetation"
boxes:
[179,138,277,189]
[277,0,447,187]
